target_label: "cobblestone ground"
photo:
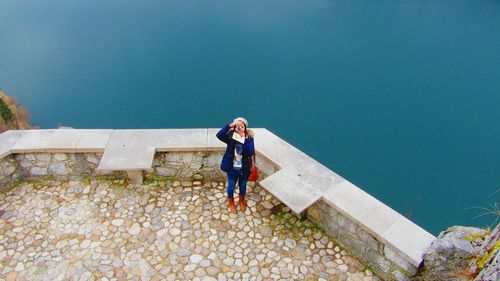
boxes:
[0,179,380,281]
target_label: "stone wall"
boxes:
[147,152,225,180]
[13,153,125,180]
[146,151,278,181]
[0,155,22,192]
[307,200,414,281]
[1,151,278,189]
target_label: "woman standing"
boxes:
[216,117,255,214]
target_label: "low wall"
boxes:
[308,200,415,280]
[0,155,22,192]
[13,153,125,180]
[147,151,277,181]
[0,151,279,190]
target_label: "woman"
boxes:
[216,117,255,214]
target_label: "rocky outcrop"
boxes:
[0,91,32,133]
[415,225,491,281]
[471,224,500,281]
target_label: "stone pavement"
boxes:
[0,179,380,281]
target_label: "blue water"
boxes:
[1,0,499,234]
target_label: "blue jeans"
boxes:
[227,173,248,198]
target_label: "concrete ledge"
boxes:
[45,128,83,152]
[156,129,208,151]
[0,128,436,278]
[0,130,23,158]
[11,130,56,153]
[76,129,113,152]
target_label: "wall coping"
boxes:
[0,128,436,268]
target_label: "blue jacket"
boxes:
[216,124,255,177]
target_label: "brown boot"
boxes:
[239,195,247,212]
[228,198,237,214]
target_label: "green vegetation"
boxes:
[477,240,500,268]
[273,210,327,237]
[143,176,173,185]
[0,96,14,123]
[0,91,31,132]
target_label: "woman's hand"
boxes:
[229,123,236,128]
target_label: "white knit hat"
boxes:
[233,117,248,128]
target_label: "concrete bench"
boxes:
[97,130,157,184]
[98,129,215,184]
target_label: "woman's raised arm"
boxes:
[216,124,232,143]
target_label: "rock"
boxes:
[392,270,412,281]
[223,257,234,266]
[156,167,176,177]
[251,193,261,202]
[83,186,90,194]
[111,219,124,227]
[81,240,91,248]
[128,223,141,235]
[30,167,48,176]
[179,169,193,178]
[262,201,273,209]
[259,225,273,237]
[417,225,485,281]
[261,268,270,277]
[157,228,168,237]
[169,227,181,236]
[190,254,203,264]
[178,248,190,256]
[36,153,51,161]
[285,238,296,248]
[54,154,67,161]
[15,262,24,271]
[98,265,113,273]
[6,272,18,281]
[145,204,154,213]
[49,162,68,175]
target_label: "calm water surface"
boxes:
[1,0,499,234]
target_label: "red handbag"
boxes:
[248,153,259,182]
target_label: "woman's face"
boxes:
[235,121,246,133]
